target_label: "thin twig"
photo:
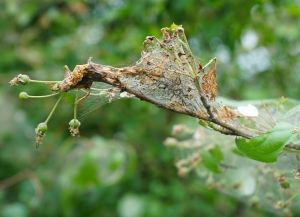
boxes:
[262,101,276,126]
[77,91,90,104]
[244,116,270,130]
[258,113,274,128]
[0,170,29,190]
[241,125,265,134]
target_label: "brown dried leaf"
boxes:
[200,58,218,101]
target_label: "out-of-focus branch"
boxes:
[0,170,30,190]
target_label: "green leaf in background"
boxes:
[235,122,298,163]
[231,147,245,157]
[73,156,99,186]
[200,148,221,173]
[280,105,300,120]
[209,145,224,161]
[278,97,288,106]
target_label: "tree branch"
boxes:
[10,25,255,141]
[59,57,253,139]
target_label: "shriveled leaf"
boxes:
[280,105,300,120]
[235,122,298,163]
[200,150,220,173]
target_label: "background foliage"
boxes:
[1,0,300,216]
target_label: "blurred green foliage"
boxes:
[1,0,300,216]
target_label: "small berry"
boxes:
[18,74,30,85]
[249,196,260,208]
[69,119,81,129]
[69,119,80,136]
[36,122,48,134]
[19,92,28,100]
[280,180,290,189]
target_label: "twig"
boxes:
[262,101,276,126]
[241,124,265,134]
[0,170,30,190]
[244,116,270,130]
[59,61,254,139]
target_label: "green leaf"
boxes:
[199,120,209,128]
[278,96,288,106]
[209,145,224,161]
[235,122,298,163]
[231,147,245,157]
[164,23,182,33]
[199,150,220,173]
[73,157,99,186]
[280,105,300,120]
[170,23,182,31]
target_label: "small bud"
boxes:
[266,192,274,200]
[69,119,81,136]
[163,137,178,148]
[274,200,288,210]
[178,167,189,177]
[280,180,290,189]
[18,74,30,85]
[19,92,28,100]
[172,124,187,135]
[249,196,260,208]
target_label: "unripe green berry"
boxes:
[249,196,260,208]
[69,119,81,129]
[19,92,28,100]
[36,122,47,134]
[18,74,30,85]
[282,208,292,217]
[280,180,290,189]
